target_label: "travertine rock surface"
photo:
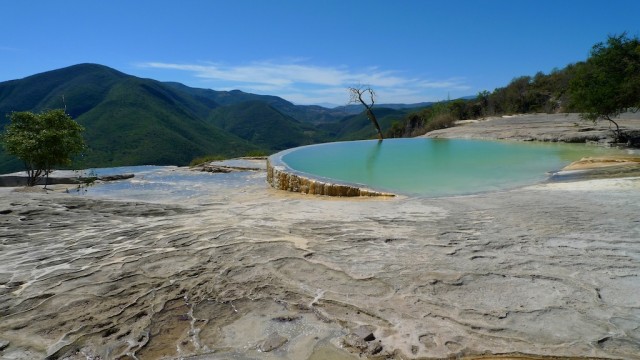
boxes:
[267,158,394,197]
[426,113,640,144]
[2,114,640,359]
[1,171,639,359]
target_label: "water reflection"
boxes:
[429,138,452,170]
[365,140,383,179]
[281,138,629,196]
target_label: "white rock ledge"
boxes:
[266,151,394,197]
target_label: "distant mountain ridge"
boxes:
[332,102,436,115]
[0,63,432,173]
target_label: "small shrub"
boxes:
[425,113,456,132]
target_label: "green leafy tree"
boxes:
[569,33,640,140]
[448,99,469,120]
[476,90,490,117]
[1,109,85,186]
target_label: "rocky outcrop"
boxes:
[191,158,267,173]
[425,113,640,145]
[562,155,640,170]
[266,156,394,197]
[549,155,640,181]
[0,173,134,187]
[259,332,288,352]
[95,174,135,182]
[343,325,383,356]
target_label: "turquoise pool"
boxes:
[279,138,624,197]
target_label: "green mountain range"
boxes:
[0,63,420,173]
[319,107,409,141]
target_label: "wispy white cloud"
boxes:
[142,61,407,87]
[139,60,471,105]
[417,78,471,90]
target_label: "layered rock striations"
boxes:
[266,155,394,197]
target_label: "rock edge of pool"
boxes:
[268,113,640,198]
[267,147,396,197]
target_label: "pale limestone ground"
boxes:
[0,169,639,359]
[425,112,640,143]
[2,114,640,359]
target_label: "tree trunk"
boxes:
[605,116,622,142]
[349,86,384,140]
[25,162,37,187]
[366,108,384,140]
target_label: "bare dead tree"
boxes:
[348,86,383,140]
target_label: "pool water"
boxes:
[72,165,265,203]
[280,138,625,197]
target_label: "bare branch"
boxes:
[348,86,375,109]
[368,87,375,106]
[346,85,383,140]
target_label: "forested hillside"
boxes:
[387,67,577,138]
[0,64,433,173]
[207,101,326,150]
[2,33,637,173]
[0,64,260,172]
[388,34,640,140]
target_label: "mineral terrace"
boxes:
[1,114,639,359]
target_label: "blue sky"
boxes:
[1,1,639,106]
